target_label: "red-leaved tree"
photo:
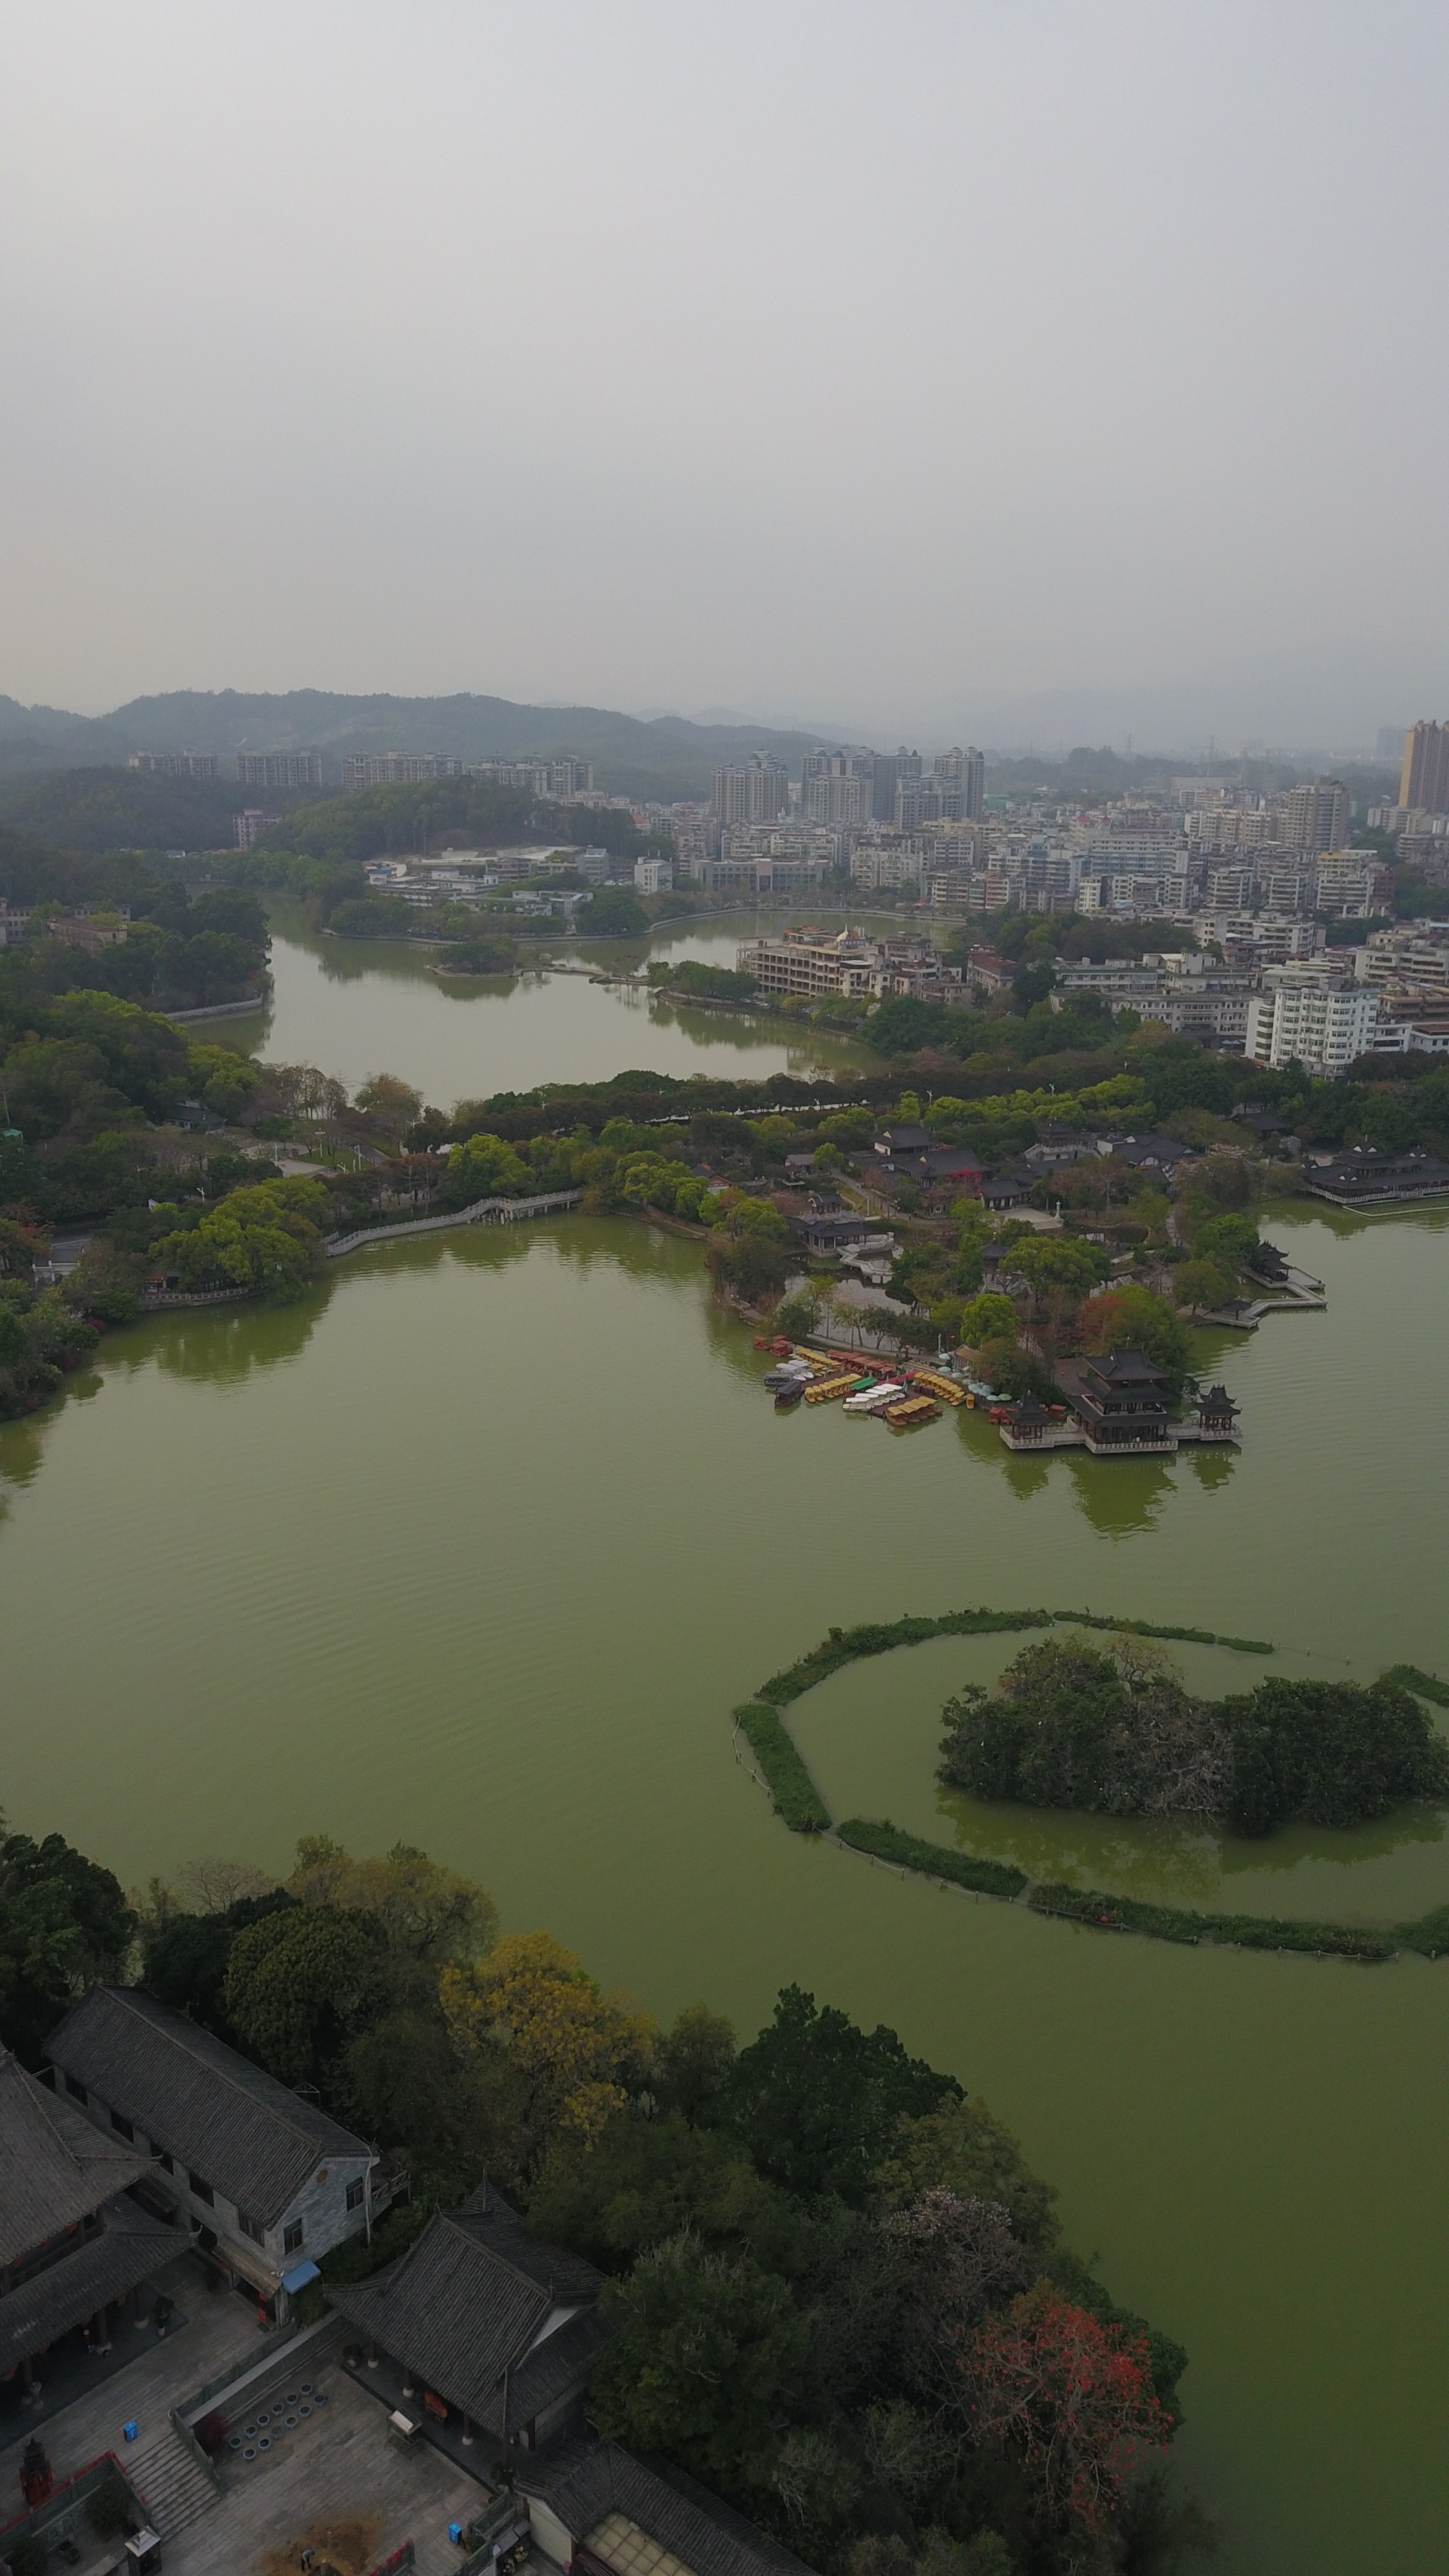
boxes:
[962,2282,1168,2539]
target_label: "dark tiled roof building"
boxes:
[521,2439,815,2576]
[46,1987,374,2319]
[0,2048,174,2382]
[331,2184,610,2451]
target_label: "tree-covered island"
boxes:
[939,1636,1449,1837]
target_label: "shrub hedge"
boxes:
[1049,1611,1275,1654]
[1384,1663,1449,1707]
[755,1608,1053,1704]
[1026,1879,1394,1961]
[735,1705,830,1832]
[835,1817,1028,1898]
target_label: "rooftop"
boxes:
[330,2185,608,2442]
[46,1988,371,2227]
[0,2051,149,2265]
[1081,1348,1170,1387]
[521,2439,814,2576]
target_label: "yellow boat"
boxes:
[804,1373,862,1403]
[911,1369,966,1406]
[883,1395,941,1427]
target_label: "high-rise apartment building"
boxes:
[127,752,218,779]
[931,748,985,816]
[341,754,466,788]
[1281,777,1349,852]
[869,752,898,823]
[234,808,281,848]
[1399,722,1449,817]
[475,756,595,797]
[235,752,324,789]
[711,755,789,826]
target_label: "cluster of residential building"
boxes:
[737,916,1449,1077]
[654,755,1427,937]
[1054,923,1449,1069]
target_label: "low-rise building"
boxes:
[331,2181,608,2455]
[962,948,1014,994]
[46,1987,376,2325]
[1303,1149,1449,1205]
[1106,1131,1197,1178]
[521,2438,815,2576]
[45,913,129,952]
[633,856,673,894]
[0,2048,176,2403]
[789,1210,875,1256]
[739,927,880,999]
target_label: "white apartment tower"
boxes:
[1245,971,1378,1075]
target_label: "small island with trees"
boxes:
[938,1636,1449,1837]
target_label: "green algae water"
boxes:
[191,901,884,1101]
[7,923,1449,2574]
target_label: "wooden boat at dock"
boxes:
[909,1368,966,1407]
[883,1395,941,1428]
[843,1381,906,1414]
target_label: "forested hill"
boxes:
[0,689,833,802]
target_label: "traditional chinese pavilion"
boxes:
[1063,1349,1173,1451]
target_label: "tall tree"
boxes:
[712,1986,961,2203]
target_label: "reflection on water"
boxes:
[1065,1451,1179,1538]
[1187,1446,1237,1494]
[931,1778,1447,1907]
[189,901,884,1105]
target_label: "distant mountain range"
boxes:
[0,688,837,804]
[819,641,1449,762]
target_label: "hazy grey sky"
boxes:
[2,0,1446,731]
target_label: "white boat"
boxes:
[843,1381,906,1414]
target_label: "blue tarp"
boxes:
[281,2259,321,2294]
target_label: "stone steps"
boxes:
[128,2424,220,2541]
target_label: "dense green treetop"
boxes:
[940,1637,1449,1836]
[706,1984,962,2203]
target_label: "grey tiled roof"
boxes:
[46,1987,370,2224]
[330,2184,605,2439]
[520,2439,814,2576]
[0,2190,177,2371]
[0,2050,150,2265]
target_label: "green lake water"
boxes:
[5,919,1449,2574]
[195,901,884,1103]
